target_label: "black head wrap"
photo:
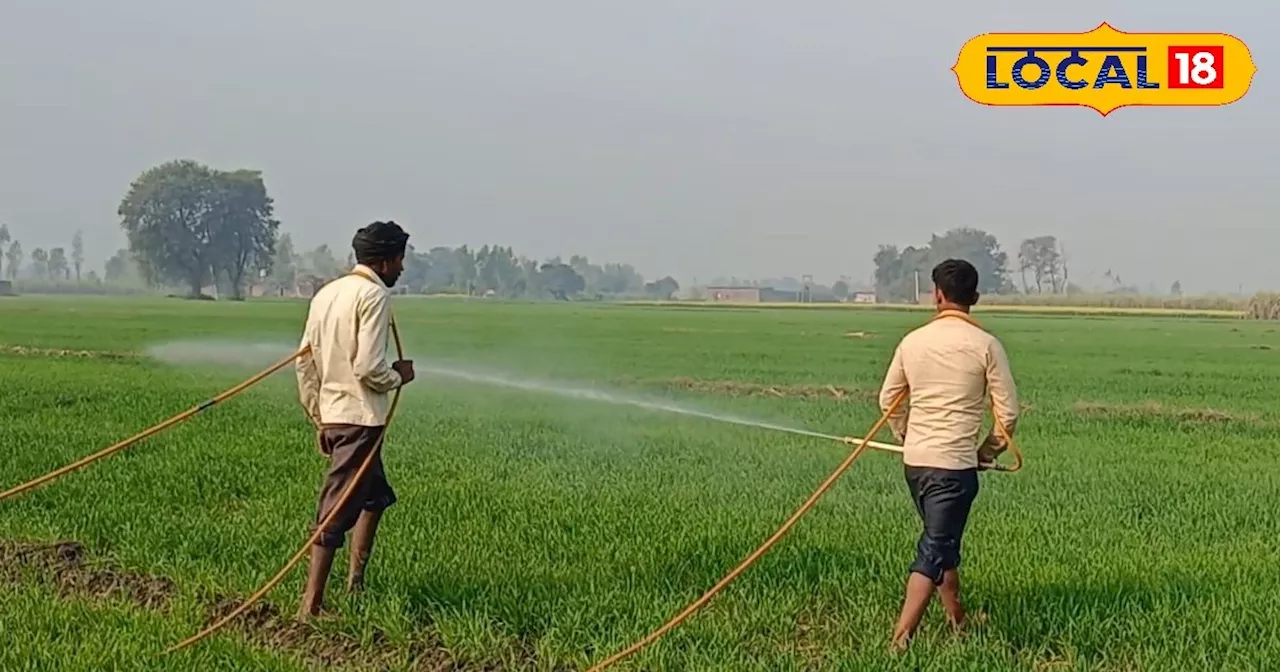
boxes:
[352,221,410,264]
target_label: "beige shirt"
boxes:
[295,265,402,427]
[877,310,1018,470]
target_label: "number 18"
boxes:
[1168,46,1224,89]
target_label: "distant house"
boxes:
[705,285,799,303]
[850,290,876,304]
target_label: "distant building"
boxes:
[705,285,799,303]
[850,290,876,304]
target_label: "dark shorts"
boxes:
[904,465,979,585]
[312,424,397,549]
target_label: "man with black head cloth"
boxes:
[294,221,416,619]
[877,258,1019,651]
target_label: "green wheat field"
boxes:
[1,296,1277,671]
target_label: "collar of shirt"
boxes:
[934,308,978,326]
[350,264,388,289]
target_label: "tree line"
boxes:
[2,159,679,301]
[0,226,90,284]
[873,228,1090,302]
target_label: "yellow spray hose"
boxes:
[584,311,1021,671]
[0,346,310,505]
[163,317,405,655]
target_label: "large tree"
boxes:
[118,159,279,298]
[873,228,1014,302]
[208,169,279,298]
[926,228,1014,295]
[1017,235,1066,293]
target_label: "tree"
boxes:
[831,279,850,301]
[927,228,1013,295]
[48,248,69,280]
[1017,235,1066,293]
[118,160,218,295]
[208,169,279,298]
[71,230,84,282]
[0,225,9,278]
[6,241,22,280]
[540,262,584,300]
[644,276,680,300]
[303,244,342,280]
[267,233,298,295]
[118,159,279,298]
[1171,280,1183,297]
[104,249,134,283]
[31,247,48,279]
[873,244,931,302]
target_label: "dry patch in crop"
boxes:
[0,540,175,610]
[0,344,136,361]
[1072,401,1251,424]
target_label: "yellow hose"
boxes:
[0,346,310,504]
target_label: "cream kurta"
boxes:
[877,310,1018,470]
[296,265,402,427]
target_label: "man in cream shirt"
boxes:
[295,221,415,619]
[877,258,1018,650]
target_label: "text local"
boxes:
[986,47,1159,90]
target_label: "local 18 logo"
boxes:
[952,22,1256,115]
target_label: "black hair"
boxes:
[931,258,980,306]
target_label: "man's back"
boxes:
[878,311,1018,470]
[297,268,401,428]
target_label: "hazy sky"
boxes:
[1,1,1274,292]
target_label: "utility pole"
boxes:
[914,271,920,302]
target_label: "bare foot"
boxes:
[294,606,337,624]
[890,635,911,654]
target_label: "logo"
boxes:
[951,22,1256,115]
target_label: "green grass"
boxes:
[1,295,1278,671]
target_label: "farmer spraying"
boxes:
[293,221,416,620]
[877,258,1019,651]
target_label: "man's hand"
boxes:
[977,434,1006,466]
[392,359,416,385]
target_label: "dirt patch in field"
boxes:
[1072,401,1250,424]
[1,539,551,670]
[631,376,876,401]
[0,540,175,610]
[0,344,136,361]
[201,597,551,671]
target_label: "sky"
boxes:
[0,1,1274,293]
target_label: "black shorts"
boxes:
[904,465,979,584]
[312,424,397,549]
